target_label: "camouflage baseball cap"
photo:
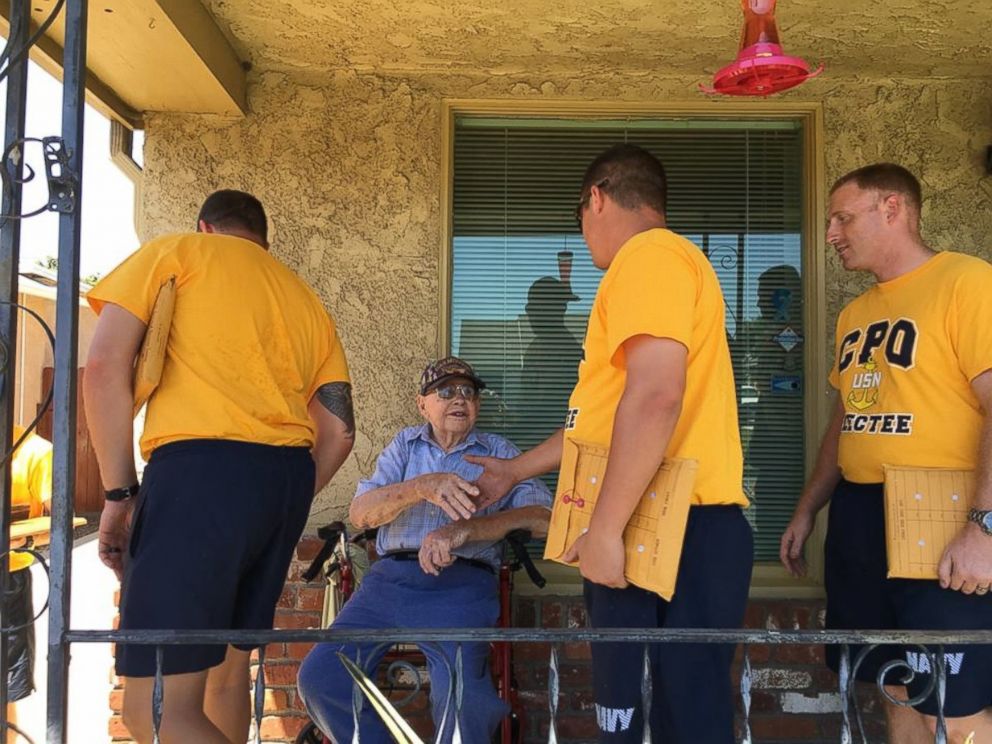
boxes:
[419,356,486,395]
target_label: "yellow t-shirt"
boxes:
[88,233,351,460]
[830,251,992,483]
[10,425,52,571]
[565,229,746,506]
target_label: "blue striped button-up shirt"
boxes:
[355,425,552,569]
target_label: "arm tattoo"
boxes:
[316,382,355,438]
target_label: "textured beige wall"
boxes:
[139,70,992,522]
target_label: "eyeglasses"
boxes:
[432,384,479,401]
[574,178,610,229]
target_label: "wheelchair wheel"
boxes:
[294,721,328,744]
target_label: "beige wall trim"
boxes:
[438,101,457,356]
[802,104,829,591]
[109,121,142,183]
[110,120,144,239]
[155,0,248,115]
[0,1,143,128]
[440,98,827,597]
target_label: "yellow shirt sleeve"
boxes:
[87,236,181,323]
[605,242,698,363]
[311,318,351,395]
[950,263,992,382]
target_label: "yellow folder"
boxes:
[883,465,973,579]
[544,437,697,600]
[132,276,176,417]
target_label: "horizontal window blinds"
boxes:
[451,118,806,561]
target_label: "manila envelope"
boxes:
[883,465,973,580]
[544,437,697,600]
[133,276,176,417]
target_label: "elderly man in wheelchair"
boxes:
[298,357,552,743]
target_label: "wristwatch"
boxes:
[105,483,140,502]
[967,508,992,536]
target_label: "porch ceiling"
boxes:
[5,0,990,130]
[1,0,247,127]
[204,0,992,80]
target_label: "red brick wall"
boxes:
[109,537,887,743]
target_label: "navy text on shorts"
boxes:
[584,504,753,744]
[825,479,992,717]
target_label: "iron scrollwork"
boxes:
[842,643,949,744]
[1,136,79,223]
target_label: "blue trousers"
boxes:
[584,506,753,744]
[298,558,509,744]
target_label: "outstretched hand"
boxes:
[463,454,518,509]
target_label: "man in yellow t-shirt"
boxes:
[781,164,992,742]
[84,191,355,744]
[4,425,52,741]
[469,144,752,743]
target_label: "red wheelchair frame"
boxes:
[294,523,544,744]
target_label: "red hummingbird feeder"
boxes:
[702,0,823,96]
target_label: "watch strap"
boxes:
[968,508,992,535]
[105,483,140,502]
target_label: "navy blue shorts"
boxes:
[824,479,992,717]
[4,568,35,702]
[584,505,753,744]
[117,439,315,677]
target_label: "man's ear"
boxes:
[590,183,608,214]
[416,395,429,419]
[882,194,901,223]
[198,219,215,234]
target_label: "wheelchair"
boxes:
[294,522,545,744]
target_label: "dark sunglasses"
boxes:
[574,178,610,229]
[432,384,479,401]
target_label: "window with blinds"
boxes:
[450,117,806,562]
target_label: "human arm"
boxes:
[350,472,479,528]
[779,395,844,577]
[309,382,355,494]
[560,334,685,588]
[938,369,992,594]
[464,428,563,508]
[418,505,550,575]
[83,304,146,579]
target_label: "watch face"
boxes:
[983,513,992,532]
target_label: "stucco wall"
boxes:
[139,71,992,521]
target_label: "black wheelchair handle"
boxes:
[316,521,346,542]
[302,541,337,583]
[303,521,346,583]
[505,529,546,589]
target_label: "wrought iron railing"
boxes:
[59,626,990,744]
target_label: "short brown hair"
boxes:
[581,144,667,216]
[197,190,268,242]
[830,163,922,215]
